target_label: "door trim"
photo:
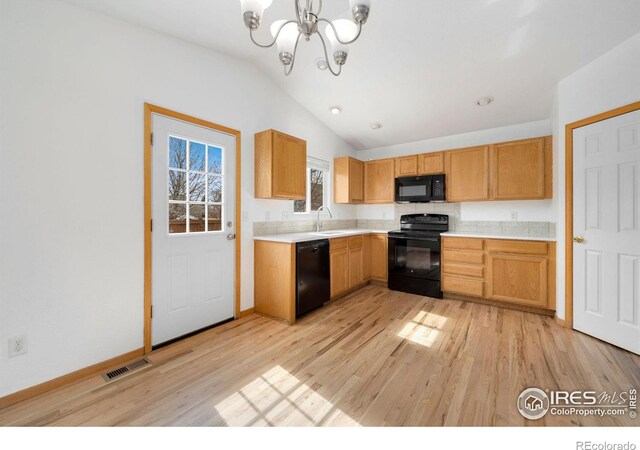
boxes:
[144,103,242,353]
[564,100,640,329]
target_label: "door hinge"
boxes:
[150,219,153,232]
[150,305,153,318]
[150,132,154,146]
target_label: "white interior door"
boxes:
[152,114,236,347]
[573,109,640,354]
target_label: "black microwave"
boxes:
[395,174,446,203]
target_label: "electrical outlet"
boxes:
[382,212,387,219]
[9,335,27,357]
[281,212,289,221]
[265,211,270,221]
[510,211,518,221]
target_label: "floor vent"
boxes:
[102,358,151,382]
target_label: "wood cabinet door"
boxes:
[491,137,550,200]
[330,249,349,297]
[364,159,395,204]
[370,234,388,281]
[418,152,444,175]
[395,155,418,177]
[362,234,371,280]
[349,158,364,203]
[348,247,364,288]
[272,131,306,199]
[444,146,491,202]
[486,254,548,308]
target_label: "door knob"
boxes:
[226,233,236,240]
[573,236,585,244]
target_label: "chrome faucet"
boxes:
[316,205,333,232]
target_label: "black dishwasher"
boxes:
[296,239,330,317]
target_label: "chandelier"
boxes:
[239,0,372,76]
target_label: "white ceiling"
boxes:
[61,0,640,150]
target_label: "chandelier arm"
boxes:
[283,32,303,76]
[249,20,299,48]
[318,18,362,45]
[317,31,343,77]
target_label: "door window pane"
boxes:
[208,146,222,174]
[208,175,222,203]
[189,204,206,233]
[169,170,187,201]
[208,205,222,232]
[169,137,186,169]
[189,141,206,172]
[189,172,207,202]
[169,204,187,234]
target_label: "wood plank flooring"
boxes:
[1,285,639,426]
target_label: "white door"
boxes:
[573,109,640,354]
[152,114,236,346]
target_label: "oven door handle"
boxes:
[389,235,440,242]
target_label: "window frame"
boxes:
[167,134,225,236]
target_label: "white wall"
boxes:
[552,31,640,320]
[355,120,554,222]
[0,0,356,397]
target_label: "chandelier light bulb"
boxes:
[271,20,300,56]
[325,19,358,54]
[239,0,273,17]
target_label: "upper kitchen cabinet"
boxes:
[334,157,364,204]
[418,152,444,175]
[364,158,395,203]
[444,145,491,202]
[490,136,552,200]
[395,155,419,177]
[255,129,306,200]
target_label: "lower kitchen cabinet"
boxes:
[330,233,388,299]
[254,241,296,324]
[348,236,364,288]
[486,253,548,308]
[330,238,349,298]
[441,236,556,312]
[370,234,388,282]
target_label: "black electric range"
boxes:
[387,214,449,298]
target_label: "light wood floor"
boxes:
[1,285,639,426]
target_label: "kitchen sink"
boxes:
[311,231,348,236]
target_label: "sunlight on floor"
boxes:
[214,365,360,426]
[397,311,447,347]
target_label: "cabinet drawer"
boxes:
[348,235,363,248]
[442,275,484,297]
[442,237,484,251]
[330,237,348,251]
[442,262,484,278]
[442,249,484,265]
[485,239,548,256]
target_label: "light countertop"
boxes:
[441,231,556,242]
[253,229,391,244]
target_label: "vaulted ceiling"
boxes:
[61,0,640,149]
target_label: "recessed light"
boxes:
[330,105,342,114]
[476,96,495,107]
[370,122,383,130]
[315,58,328,70]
